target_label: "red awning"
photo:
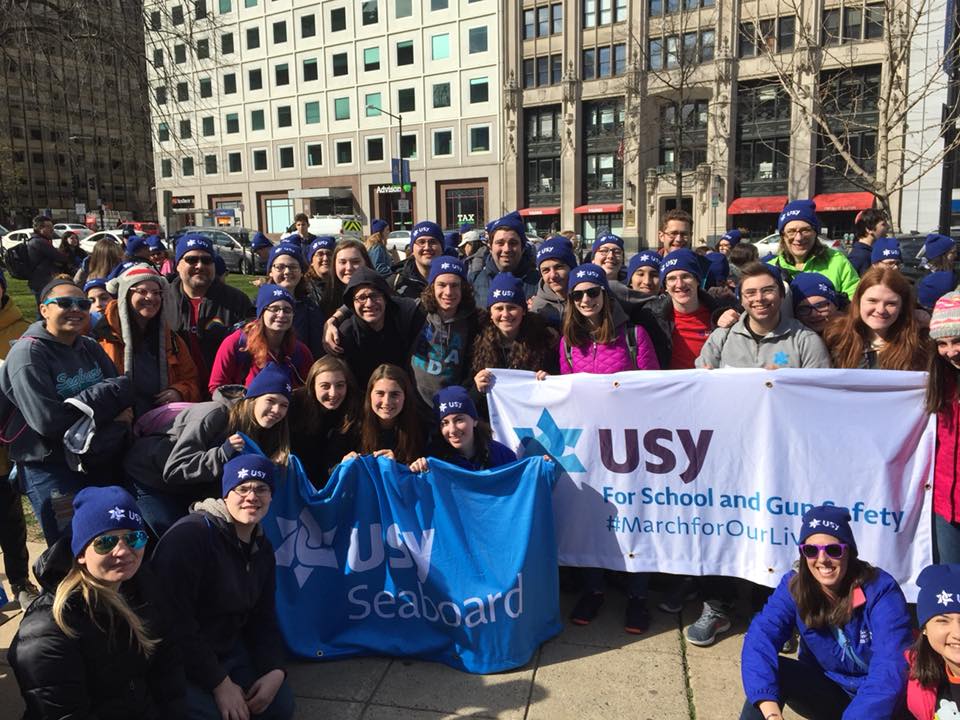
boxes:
[812,192,875,212]
[727,196,789,215]
[573,203,623,214]
[518,206,561,217]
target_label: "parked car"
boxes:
[1,229,32,252]
[170,226,262,273]
[387,230,410,260]
[53,223,92,239]
[79,230,125,254]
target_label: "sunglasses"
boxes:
[91,530,149,555]
[571,287,603,302]
[799,542,848,560]
[42,296,92,311]
[182,255,214,266]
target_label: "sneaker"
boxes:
[657,577,697,613]
[624,596,650,635]
[11,582,39,610]
[570,591,605,626]
[685,602,732,647]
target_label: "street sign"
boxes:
[74,203,86,215]
[398,199,410,213]
[390,159,411,184]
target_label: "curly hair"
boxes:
[470,311,557,374]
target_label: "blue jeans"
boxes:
[130,480,192,539]
[19,462,91,546]
[934,512,960,564]
[581,568,649,598]
[184,642,295,720]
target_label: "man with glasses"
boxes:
[468,211,540,306]
[169,234,254,395]
[392,221,444,299]
[657,209,694,255]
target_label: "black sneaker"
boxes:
[657,577,697,613]
[624,596,650,635]
[10,581,39,610]
[570,591,605,625]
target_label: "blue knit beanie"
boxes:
[251,232,272,251]
[106,259,140,281]
[267,243,304,272]
[918,271,958,311]
[568,263,610,292]
[443,231,460,250]
[778,199,821,234]
[487,271,526,307]
[306,237,336,263]
[705,252,730,287]
[485,211,527,244]
[925,233,955,262]
[917,564,960,627]
[83,277,108,294]
[660,248,703,284]
[222,454,276,498]
[790,272,838,309]
[125,236,149,256]
[536,238,577,269]
[798,505,857,555]
[433,385,478,421]
[70,486,144,557]
[175,233,214,264]
[371,218,389,234]
[871,237,902,264]
[591,233,624,254]
[427,257,467,284]
[146,235,165,252]
[410,221,443,248]
[245,361,293,400]
[720,229,742,247]
[256,283,294,318]
[627,251,662,278]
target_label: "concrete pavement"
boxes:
[0,541,801,719]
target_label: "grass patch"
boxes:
[22,497,42,544]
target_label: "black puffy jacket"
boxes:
[8,537,185,720]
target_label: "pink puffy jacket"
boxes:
[559,324,660,374]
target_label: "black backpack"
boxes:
[4,243,31,280]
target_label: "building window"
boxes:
[367,137,384,161]
[300,14,316,37]
[202,116,215,136]
[179,119,192,139]
[469,77,488,103]
[304,101,321,124]
[823,9,841,45]
[865,4,884,39]
[553,3,563,33]
[223,73,237,94]
[303,58,318,81]
[182,157,194,176]
[199,77,213,98]
[433,82,451,108]
[330,7,346,31]
[253,149,267,171]
[221,32,234,54]
[174,44,186,64]
[470,126,490,152]
[161,159,172,177]
[336,140,353,164]
[537,5,549,35]
[778,17,795,51]
[277,106,292,127]
[273,21,287,44]
[158,122,170,141]
[204,155,218,175]
[397,40,414,65]
[249,68,263,90]
[265,199,293,234]
[155,86,167,106]
[364,47,380,71]
[279,146,294,169]
[362,0,378,25]
[431,0,447,9]
[275,63,289,85]
[228,152,241,172]
[152,48,164,67]
[582,49,595,79]
[226,113,239,133]
[307,143,323,166]
[396,0,412,18]
[700,31,715,61]
[251,109,265,131]
[398,88,415,112]
[332,53,348,76]
[365,92,382,115]
[400,134,417,159]
[172,5,184,24]
[176,82,189,101]
[431,34,450,60]
[583,0,628,28]
[150,10,161,29]
[584,153,621,191]
[468,27,487,53]
[219,0,231,12]
[244,0,257,6]
[523,9,535,38]
[334,97,350,120]
[197,39,210,59]
[246,27,260,50]
[433,129,453,156]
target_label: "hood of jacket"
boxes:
[33,535,75,594]
[189,496,267,548]
[344,266,392,304]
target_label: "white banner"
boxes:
[488,369,935,602]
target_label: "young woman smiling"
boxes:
[343,363,423,465]
[266,244,325,359]
[740,505,912,719]
[907,564,960,718]
[322,239,373,317]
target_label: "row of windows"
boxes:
[526,152,624,197]
[525,100,624,144]
[523,4,563,39]
[648,0,714,16]
[648,30,714,70]
[158,127,492,178]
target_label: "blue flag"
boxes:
[262,453,562,673]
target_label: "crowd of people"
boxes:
[1,199,960,718]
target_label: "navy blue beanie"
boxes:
[245,361,293,400]
[568,263,610,293]
[627,251,662,278]
[536,238,577,269]
[778,199,821,234]
[146,235,165,252]
[433,385,478,420]
[487,271,526,307]
[371,218,389,235]
[427,257,467,284]
[720,229,742,247]
[485,211,527,244]
[125,236,149,256]
[790,272,838,309]
[70,486,144,557]
[917,564,960,627]
[660,248,703,284]
[918,271,958,310]
[798,505,857,555]
[307,237,336,263]
[256,283,294,318]
[175,234,214,264]
[268,243,304,272]
[871,237,901,264]
[222,454,276,498]
[443,231,460,250]
[591,233,624,254]
[705,252,730,287]
[83,277,108,294]
[106,259,140,282]
[410,221,443,248]
[925,233,955,262]
[251,232,272,251]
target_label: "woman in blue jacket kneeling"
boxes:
[740,505,912,720]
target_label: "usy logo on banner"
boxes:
[488,368,935,601]
[262,453,562,673]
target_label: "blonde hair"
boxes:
[52,562,158,657]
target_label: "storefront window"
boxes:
[444,187,485,230]
[265,199,294,234]
[581,213,624,243]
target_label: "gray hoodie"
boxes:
[410,307,479,408]
[695,313,831,369]
[529,279,565,328]
[0,321,119,463]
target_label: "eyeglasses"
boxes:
[182,255,214,266]
[571,287,603,302]
[232,483,272,498]
[91,530,149,555]
[595,248,623,257]
[796,300,835,317]
[263,304,294,316]
[43,296,92,311]
[664,231,690,239]
[413,239,441,248]
[271,263,301,274]
[354,291,384,304]
[741,286,780,300]
[799,543,848,560]
[783,228,815,240]
[130,288,163,298]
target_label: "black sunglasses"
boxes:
[42,296,92,311]
[182,255,214,266]
[571,287,603,302]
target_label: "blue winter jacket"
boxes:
[741,569,911,718]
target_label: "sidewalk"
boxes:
[0,542,797,719]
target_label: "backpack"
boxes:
[4,243,31,280]
[563,324,639,369]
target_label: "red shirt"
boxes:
[669,305,713,369]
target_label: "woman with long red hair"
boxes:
[207,284,313,394]
[822,265,927,371]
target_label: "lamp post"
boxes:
[366,103,408,228]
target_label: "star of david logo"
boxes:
[237,468,250,479]
[108,506,125,521]
[808,519,821,528]
[514,409,586,474]
[938,590,954,606]
[438,402,447,413]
